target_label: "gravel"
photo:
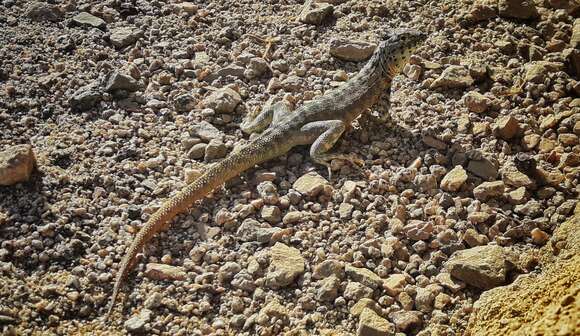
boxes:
[0,0,578,335]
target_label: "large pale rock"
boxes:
[431,65,474,89]
[345,265,382,289]
[446,245,514,289]
[440,165,468,192]
[0,145,36,186]
[329,38,377,62]
[473,181,505,201]
[357,308,395,336]
[464,91,491,113]
[293,172,329,197]
[266,243,306,288]
[144,263,187,281]
[202,88,241,114]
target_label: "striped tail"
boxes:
[104,137,284,321]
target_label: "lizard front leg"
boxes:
[241,99,293,134]
[301,120,363,179]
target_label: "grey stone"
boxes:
[71,12,106,30]
[110,26,142,49]
[204,139,227,161]
[299,3,334,25]
[105,72,141,92]
[124,309,152,333]
[70,83,102,111]
[190,121,223,141]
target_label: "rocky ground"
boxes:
[0,0,578,335]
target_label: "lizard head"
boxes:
[378,29,427,77]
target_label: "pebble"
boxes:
[204,139,227,161]
[494,115,520,140]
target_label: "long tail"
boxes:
[104,137,283,321]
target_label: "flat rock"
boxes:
[345,265,382,289]
[293,172,329,197]
[144,263,186,281]
[498,0,539,19]
[26,2,63,22]
[446,245,514,289]
[0,144,36,186]
[71,12,106,30]
[202,88,241,114]
[431,65,474,89]
[473,181,505,201]
[357,308,395,336]
[299,2,334,25]
[329,38,377,62]
[266,242,306,288]
[110,26,142,49]
[190,121,223,141]
[441,165,468,192]
[467,158,499,181]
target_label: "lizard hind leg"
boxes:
[240,98,293,134]
[302,120,363,180]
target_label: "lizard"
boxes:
[104,28,427,321]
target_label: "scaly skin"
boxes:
[105,29,427,321]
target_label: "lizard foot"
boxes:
[314,154,364,180]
